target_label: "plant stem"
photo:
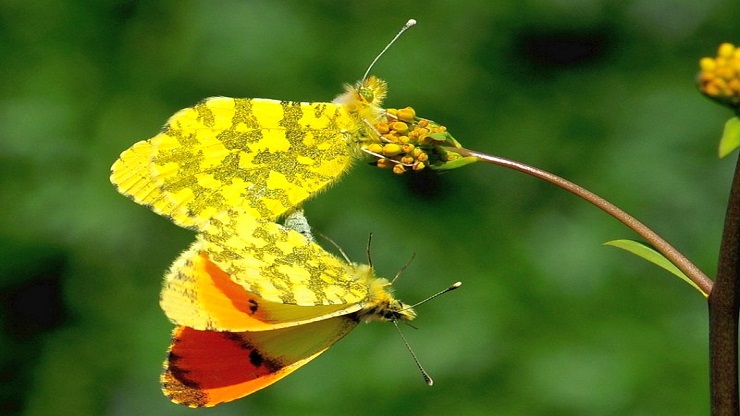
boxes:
[448,147,713,295]
[709,151,740,416]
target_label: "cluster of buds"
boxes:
[362,106,470,174]
[698,42,740,110]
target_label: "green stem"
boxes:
[448,147,713,295]
[709,151,740,416]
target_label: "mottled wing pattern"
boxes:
[160,243,364,331]
[197,211,369,306]
[110,97,358,230]
[162,318,359,407]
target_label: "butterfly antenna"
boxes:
[365,233,374,269]
[393,320,433,386]
[362,18,417,81]
[317,232,352,263]
[391,252,417,284]
[407,282,462,309]
[392,282,461,386]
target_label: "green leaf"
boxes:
[604,239,707,297]
[426,132,450,143]
[430,156,478,170]
[427,131,462,148]
[718,116,740,158]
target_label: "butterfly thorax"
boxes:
[351,263,417,324]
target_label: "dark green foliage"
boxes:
[1,1,735,414]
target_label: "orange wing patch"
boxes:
[162,319,358,407]
[160,244,364,332]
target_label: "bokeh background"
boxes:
[2,1,738,415]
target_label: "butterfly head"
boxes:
[333,76,388,121]
[355,76,388,106]
[358,291,417,324]
[377,298,417,322]
[353,265,417,323]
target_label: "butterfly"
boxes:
[109,19,466,232]
[159,210,419,407]
[110,19,464,407]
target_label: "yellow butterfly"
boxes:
[159,210,423,407]
[110,19,467,231]
[109,19,465,406]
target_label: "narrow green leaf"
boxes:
[430,156,478,170]
[718,116,740,158]
[604,239,707,297]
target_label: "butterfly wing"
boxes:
[110,97,358,230]
[194,211,370,306]
[161,242,363,331]
[162,318,358,407]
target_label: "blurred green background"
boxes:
[1,0,738,415]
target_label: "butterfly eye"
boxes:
[358,86,375,103]
[383,309,403,321]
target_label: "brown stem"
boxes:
[709,151,740,416]
[448,147,713,295]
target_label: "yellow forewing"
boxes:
[111,98,356,228]
[160,244,363,331]
[195,211,371,306]
[111,78,388,230]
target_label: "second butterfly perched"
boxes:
[159,209,435,407]
[109,19,472,231]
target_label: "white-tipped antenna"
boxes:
[394,321,434,386]
[362,18,417,81]
[408,281,462,309]
[394,281,462,386]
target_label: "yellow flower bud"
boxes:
[377,158,391,169]
[375,122,390,134]
[391,121,409,134]
[366,143,383,154]
[719,43,735,58]
[698,43,740,108]
[382,143,403,156]
[396,106,416,123]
